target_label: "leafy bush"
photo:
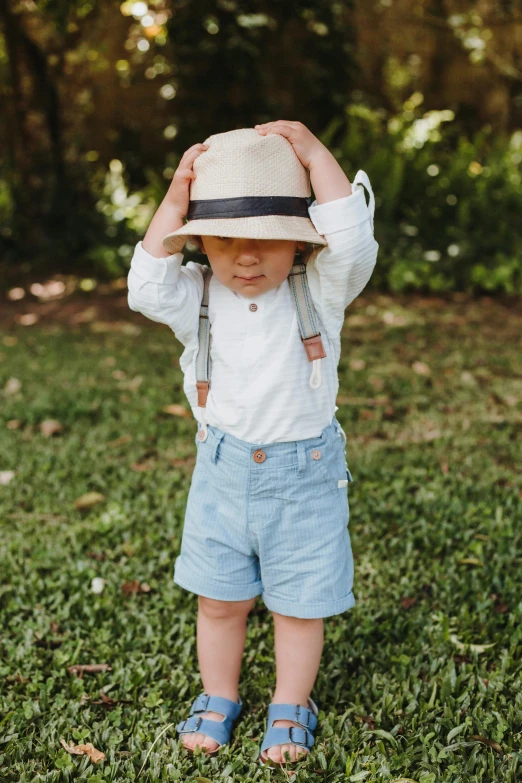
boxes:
[326,98,522,294]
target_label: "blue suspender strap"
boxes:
[287,261,326,389]
[195,265,213,441]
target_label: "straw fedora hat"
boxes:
[162,127,328,254]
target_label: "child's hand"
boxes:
[165,143,209,217]
[254,121,327,170]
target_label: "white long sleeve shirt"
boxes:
[127,171,379,444]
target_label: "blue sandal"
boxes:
[176,692,242,754]
[259,697,319,766]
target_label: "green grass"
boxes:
[1,292,521,782]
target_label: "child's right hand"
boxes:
[165,143,209,217]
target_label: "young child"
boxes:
[127,122,378,767]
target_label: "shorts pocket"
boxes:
[315,435,353,491]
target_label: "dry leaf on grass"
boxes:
[121,580,151,595]
[60,739,106,764]
[130,461,156,472]
[75,492,106,510]
[67,663,112,676]
[468,735,504,754]
[107,434,132,448]
[0,471,16,485]
[4,377,22,396]
[412,361,431,376]
[40,419,63,436]
[449,634,496,653]
[91,577,106,594]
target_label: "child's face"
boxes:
[199,236,307,298]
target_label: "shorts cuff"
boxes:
[262,591,356,619]
[174,559,263,602]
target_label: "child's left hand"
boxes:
[254,121,327,170]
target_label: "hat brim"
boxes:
[162,215,327,255]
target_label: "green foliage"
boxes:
[328,100,522,294]
[0,295,521,780]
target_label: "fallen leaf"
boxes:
[449,634,496,653]
[457,557,483,566]
[162,404,191,417]
[6,420,21,429]
[16,313,39,326]
[121,580,151,595]
[400,597,417,609]
[60,739,106,764]
[107,434,132,448]
[0,471,16,485]
[75,492,106,510]
[91,577,106,594]
[67,664,112,675]
[4,377,21,396]
[412,361,431,376]
[40,419,63,437]
[130,461,156,472]
[460,370,477,386]
[468,735,503,754]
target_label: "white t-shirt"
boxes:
[127,171,379,444]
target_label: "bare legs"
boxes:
[180,597,324,764]
[180,596,255,753]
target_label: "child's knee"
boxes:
[198,595,256,621]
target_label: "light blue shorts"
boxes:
[174,416,356,619]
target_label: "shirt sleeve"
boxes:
[126,240,204,347]
[305,170,379,340]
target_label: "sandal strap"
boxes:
[176,691,243,748]
[260,725,314,754]
[260,699,319,755]
[266,701,318,731]
[189,692,242,721]
[176,716,231,748]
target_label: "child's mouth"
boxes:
[237,275,264,282]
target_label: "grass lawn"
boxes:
[1,289,521,782]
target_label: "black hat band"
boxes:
[187,195,313,220]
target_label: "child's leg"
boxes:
[181,595,256,753]
[263,612,324,764]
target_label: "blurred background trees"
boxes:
[1,0,521,292]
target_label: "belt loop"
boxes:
[296,440,307,473]
[333,418,347,448]
[210,430,225,463]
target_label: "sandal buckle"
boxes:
[194,694,210,713]
[179,716,203,732]
[289,726,307,745]
[295,705,310,727]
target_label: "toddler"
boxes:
[127,122,378,767]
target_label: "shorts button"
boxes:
[311,450,321,460]
[253,449,266,462]
[249,303,258,311]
